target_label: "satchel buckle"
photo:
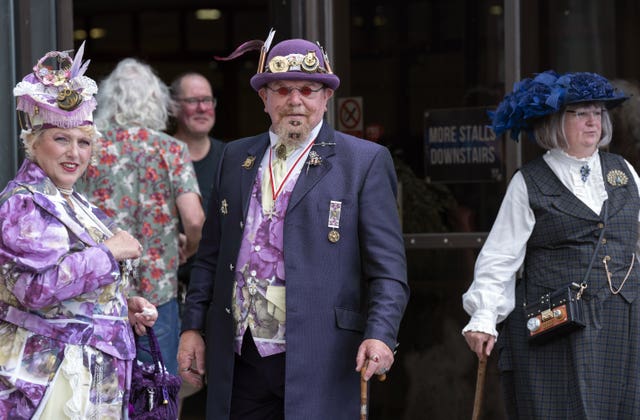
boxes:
[541,309,554,322]
[571,282,588,300]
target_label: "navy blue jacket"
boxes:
[182,122,409,419]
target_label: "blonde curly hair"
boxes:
[21,125,101,161]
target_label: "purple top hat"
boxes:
[250,38,340,92]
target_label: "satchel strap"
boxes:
[136,326,167,375]
[583,201,608,288]
[523,200,608,305]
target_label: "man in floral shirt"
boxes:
[80,58,204,375]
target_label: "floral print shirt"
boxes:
[80,127,200,306]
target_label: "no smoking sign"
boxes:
[337,97,363,136]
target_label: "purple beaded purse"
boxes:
[129,327,181,419]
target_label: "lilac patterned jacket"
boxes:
[0,159,135,360]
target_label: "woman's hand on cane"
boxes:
[464,331,495,360]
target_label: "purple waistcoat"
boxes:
[232,167,298,357]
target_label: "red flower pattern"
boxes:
[79,126,199,306]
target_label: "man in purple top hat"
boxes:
[178,31,409,420]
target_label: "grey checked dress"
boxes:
[498,152,640,419]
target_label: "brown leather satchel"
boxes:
[524,282,587,344]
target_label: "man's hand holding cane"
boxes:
[356,339,394,419]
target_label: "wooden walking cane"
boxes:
[471,343,488,420]
[360,359,387,420]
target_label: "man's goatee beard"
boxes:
[274,123,311,149]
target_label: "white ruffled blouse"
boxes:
[461,149,640,337]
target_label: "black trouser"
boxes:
[230,331,286,420]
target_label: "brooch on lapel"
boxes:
[242,156,256,169]
[607,169,628,187]
[305,151,322,174]
[220,199,229,215]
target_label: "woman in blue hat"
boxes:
[462,71,640,418]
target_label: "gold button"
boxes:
[597,223,604,229]
[601,238,607,244]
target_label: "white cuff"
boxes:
[461,308,499,338]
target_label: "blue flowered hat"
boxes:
[490,70,628,141]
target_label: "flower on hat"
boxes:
[489,70,628,141]
[556,72,625,106]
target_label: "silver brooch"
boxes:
[607,169,628,186]
[306,151,322,174]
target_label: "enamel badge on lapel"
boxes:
[242,156,256,169]
[607,169,628,187]
[327,200,342,243]
[221,199,229,215]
